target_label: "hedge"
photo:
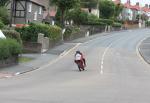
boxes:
[2,30,22,44]
[112,22,122,27]
[0,20,4,29]
[82,16,113,26]
[16,23,62,42]
[63,26,80,39]
[0,38,22,60]
[146,21,150,27]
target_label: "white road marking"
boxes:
[100,43,113,74]
[15,72,21,75]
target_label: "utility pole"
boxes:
[10,0,14,27]
[97,0,99,18]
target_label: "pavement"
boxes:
[1,29,149,78]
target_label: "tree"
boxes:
[99,0,115,19]
[0,7,9,25]
[80,0,98,13]
[51,0,80,27]
[0,0,10,6]
[114,3,123,20]
[66,8,88,25]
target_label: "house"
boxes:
[43,6,57,24]
[142,4,150,21]
[121,1,140,21]
[7,0,48,25]
[113,0,150,22]
[81,8,99,17]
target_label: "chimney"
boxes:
[136,2,139,6]
[145,4,148,8]
[127,0,130,4]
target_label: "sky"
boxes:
[121,0,150,6]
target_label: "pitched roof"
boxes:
[113,0,121,5]
[30,0,49,9]
[124,2,140,11]
[43,10,57,20]
[142,7,150,12]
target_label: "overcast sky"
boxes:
[121,0,150,6]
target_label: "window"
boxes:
[34,11,37,20]
[39,7,42,14]
[28,3,32,12]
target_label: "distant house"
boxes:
[7,0,48,25]
[113,0,150,22]
[142,4,150,21]
[43,6,57,24]
[81,8,99,17]
[121,1,140,21]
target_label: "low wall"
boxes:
[63,25,122,41]
[64,30,87,41]
[89,26,105,35]
[0,56,18,68]
[112,26,122,31]
[23,41,42,53]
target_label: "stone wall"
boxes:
[38,33,50,53]
[23,41,42,53]
[0,56,18,68]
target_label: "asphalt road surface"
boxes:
[1,29,150,103]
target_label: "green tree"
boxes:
[0,0,9,6]
[99,0,115,19]
[136,14,149,21]
[51,0,80,27]
[66,8,88,25]
[80,0,98,12]
[114,3,123,20]
[0,7,10,25]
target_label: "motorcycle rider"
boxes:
[74,51,86,71]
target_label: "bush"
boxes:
[99,19,114,25]
[64,26,80,39]
[2,30,22,44]
[66,8,88,25]
[16,23,62,42]
[0,38,22,60]
[0,20,4,29]
[112,22,122,27]
[146,21,150,27]
[0,7,9,25]
[87,14,99,23]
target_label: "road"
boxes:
[0,29,150,103]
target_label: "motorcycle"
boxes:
[75,60,85,71]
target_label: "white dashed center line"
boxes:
[100,43,113,74]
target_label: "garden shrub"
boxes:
[0,38,22,60]
[99,19,114,25]
[146,21,150,27]
[2,30,22,44]
[16,23,62,42]
[64,26,80,39]
[0,20,4,29]
[112,22,122,27]
[66,8,88,25]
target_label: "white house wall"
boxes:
[91,9,99,18]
